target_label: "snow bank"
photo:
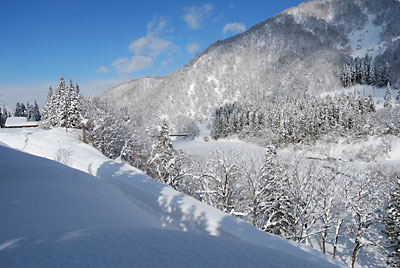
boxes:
[0,128,344,267]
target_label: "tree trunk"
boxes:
[321,228,327,254]
[351,240,361,268]
[333,219,343,259]
[82,125,87,144]
[252,198,257,226]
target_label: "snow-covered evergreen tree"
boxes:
[259,146,294,238]
[54,75,68,127]
[41,87,54,127]
[366,94,376,113]
[396,89,400,104]
[2,107,8,127]
[147,120,183,188]
[33,101,41,121]
[67,81,82,128]
[42,76,82,128]
[14,103,22,117]
[0,107,4,128]
[241,148,280,227]
[26,102,34,121]
[384,82,393,109]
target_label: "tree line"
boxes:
[211,91,379,145]
[341,55,391,88]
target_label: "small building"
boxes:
[5,117,39,128]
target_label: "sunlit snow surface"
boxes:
[0,128,343,268]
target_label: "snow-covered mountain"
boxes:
[100,0,400,129]
[0,128,343,267]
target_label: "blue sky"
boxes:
[0,0,304,108]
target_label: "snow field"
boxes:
[0,128,343,267]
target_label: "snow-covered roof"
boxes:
[5,117,39,128]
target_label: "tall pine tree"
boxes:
[42,76,82,128]
[147,120,174,184]
[384,82,393,109]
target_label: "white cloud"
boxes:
[129,35,172,57]
[186,42,200,54]
[129,17,173,57]
[111,16,176,74]
[94,66,109,73]
[183,4,214,30]
[223,22,246,35]
[112,55,153,74]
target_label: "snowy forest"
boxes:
[38,75,400,267]
[2,0,400,266]
[341,55,391,88]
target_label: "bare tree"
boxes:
[199,148,242,215]
[345,170,386,268]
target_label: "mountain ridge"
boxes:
[100,0,400,130]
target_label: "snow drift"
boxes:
[0,128,343,267]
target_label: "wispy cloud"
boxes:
[94,66,109,73]
[112,55,153,74]
[129,36,172,57]
[183,4,214,30]
[186,42,200,54]
[128,17,173,57]
[223,22,246,36]
[112,16,176,74]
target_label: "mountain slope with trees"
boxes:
[100,0,400,130]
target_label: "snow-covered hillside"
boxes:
[100,0,400,129]
[0,128,343,267]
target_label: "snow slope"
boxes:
[0,128,343,267]
[348,15,387,58]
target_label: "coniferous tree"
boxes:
[20,103,26,117]
[396,90,400,104]
[68,82,82,128]
[261,145,294,238]
[366,94,376,113]
[26,102,34,121]
[147,120,176,186]
[42,76,82,128]
[2,107,7,127]
[33,101,41,121]
[55,75,68,127]
[2,107,9,127]
[0,107,4,128]
[14,103,21,117]
[384,82,393,109]
[42,86,54,127]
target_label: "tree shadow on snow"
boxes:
[95,161,211,235]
